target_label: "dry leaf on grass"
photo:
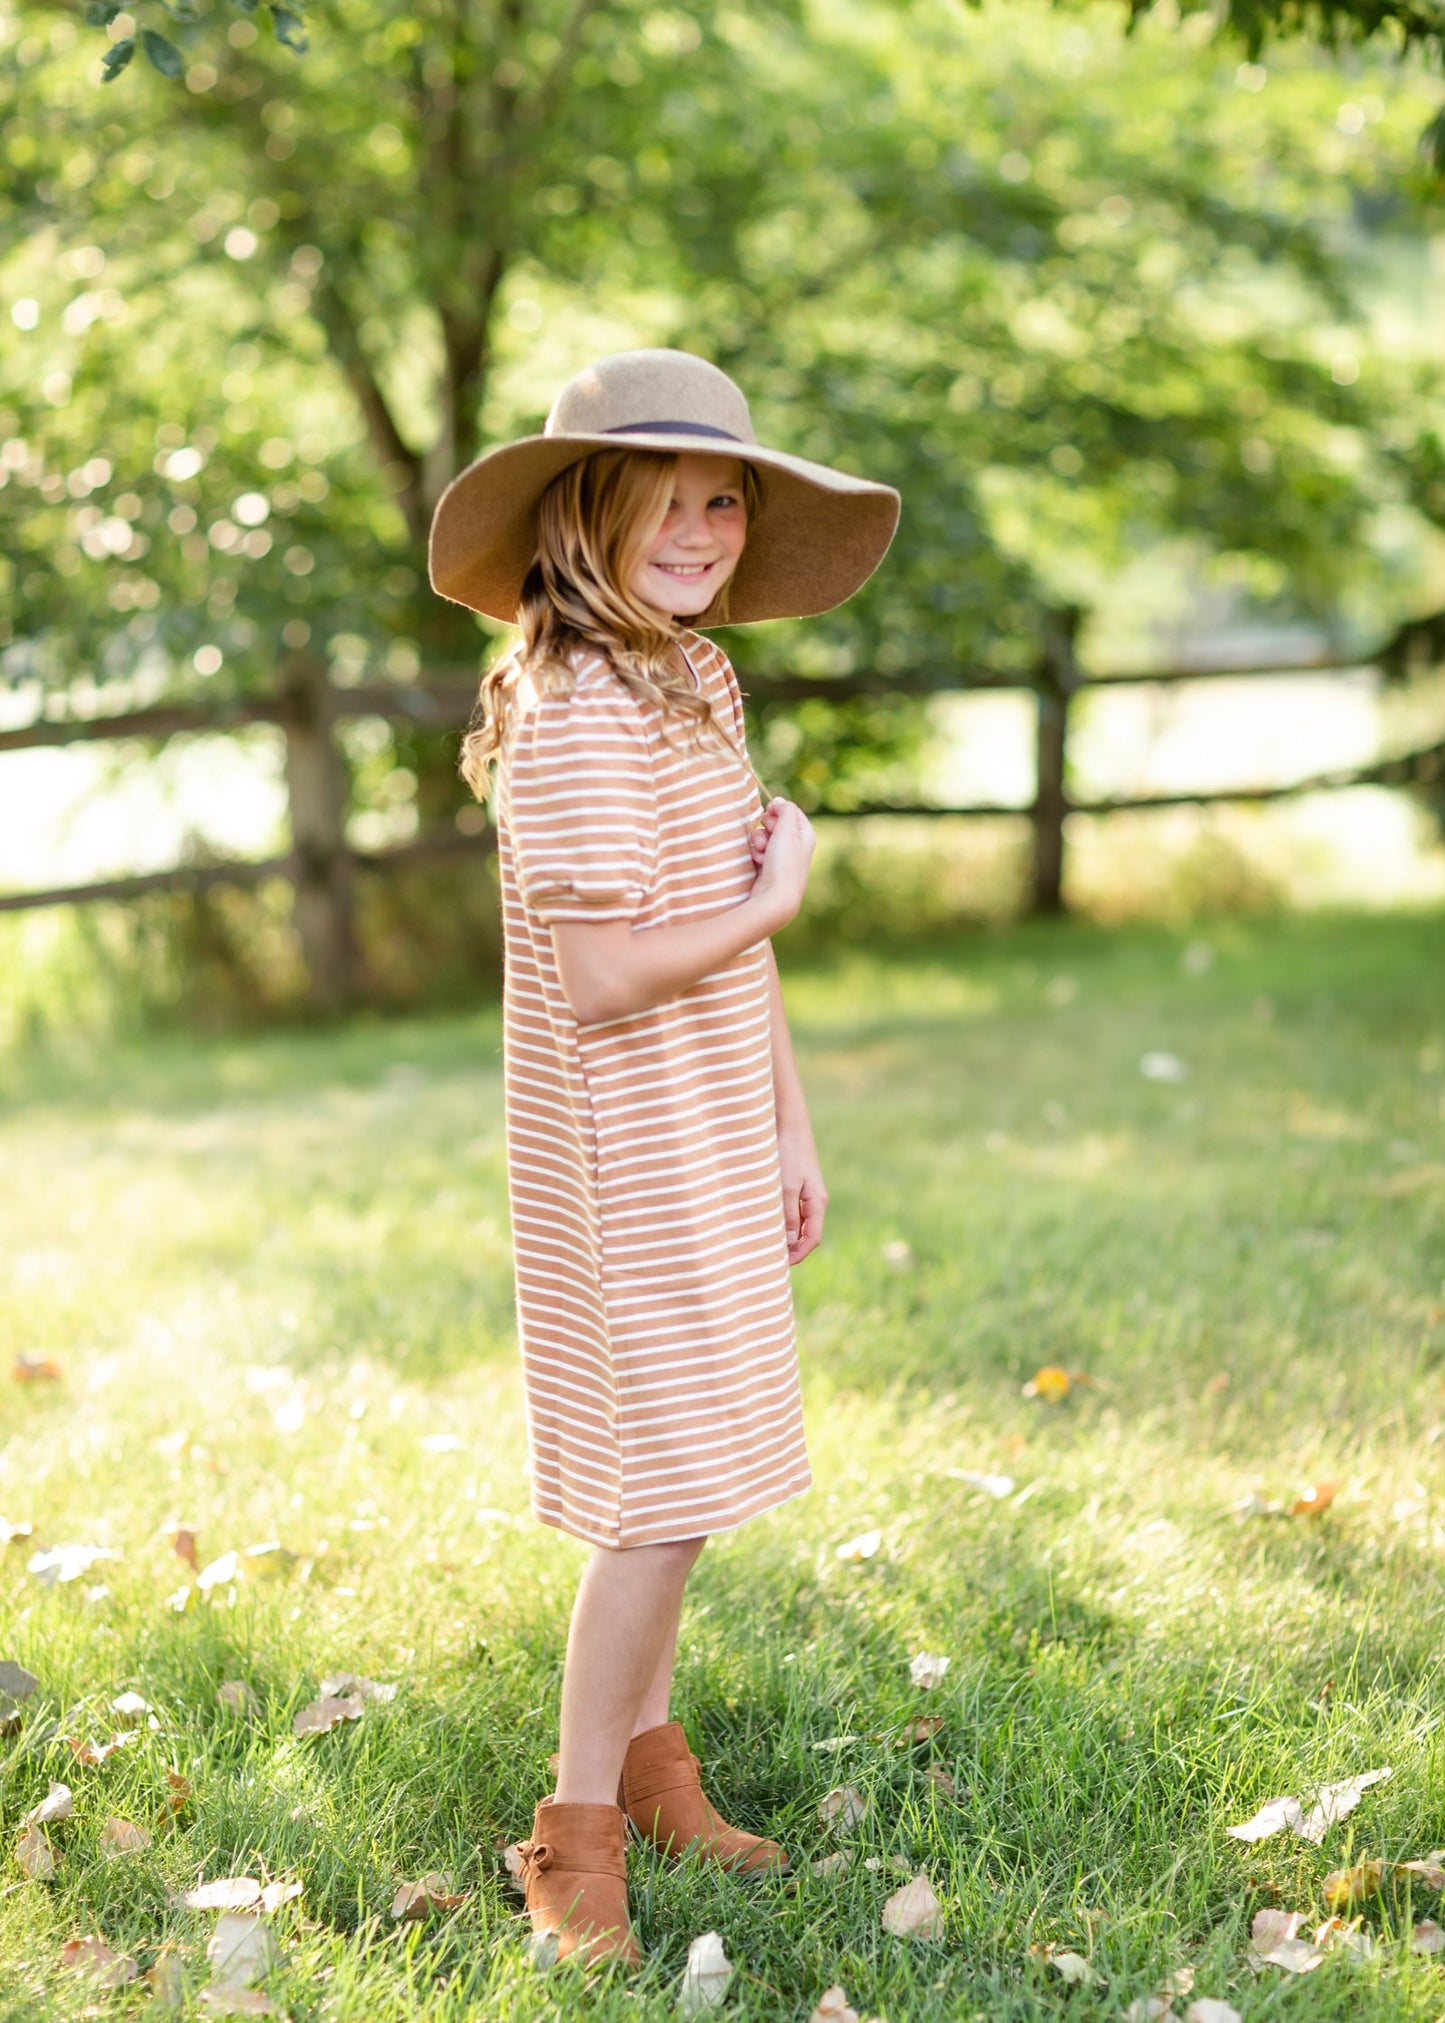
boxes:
[1299,1766,1392,1844]
[172,1528,199,1570]
[1022,1365,1073,1402]
[1313,1917,1375,1959]
[147,1949,189,2007]
[318,1671,397,1703]
[66,1731,136,1766]
[1410,1919,1445,1955]
[901,1717,945,1744]
[216,1680,255,1714]
[390,1872,469,1919]
[1288,1482,1339,1518]
[292,1694,363,1737]
[908,1652,950,1690]
[1122,1999,1168,2022]
[678,1930,733,2012]
[167,1771,192,1813]
[808,1987,860,2023]
[925,1766,956,1798]
[1227,1795,1305,1842]
[819,1785,866,1833]
[60,1935,139,1987]
[200,1990,285,2016]
[0,1519,34,1545]
[1247,1910,1323,1974]
[1184,2003,1241,2023]
[15,1826,56,1878]
[811,1850,852,1878]
[28,1543,116,1585]
[1043,1949,1094,1985]
[206,1912,281,1986]
[0,1661,38,1701]
[22,1783,72,1828]
[1400,1852,1445,1889]
[101,1815,152,1858]
[881,1873,944,1940]
[947,1469,1016,1499]
[864,1855,912,1876]
[182,1877,303,1914]
[1322,1860,1384,1910]
[12,1353,62,1381]
[835,1530,882,1562]
[110,1691,150,1725]
[197,1551,240,1592]
[500,1843,527,1894]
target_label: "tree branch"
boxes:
[310,270,427,548]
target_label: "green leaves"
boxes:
[99,34,135,78]
[140,26,183,75]
[270,5,308,54]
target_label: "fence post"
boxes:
[1031,606,1082,916]
[280,652,359,1012]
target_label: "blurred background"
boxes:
[3,0,1444,1038]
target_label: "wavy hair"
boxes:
[459,448,760,797]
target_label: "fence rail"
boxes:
[2,613,1442,1007]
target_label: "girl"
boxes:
[429,348,899,1966]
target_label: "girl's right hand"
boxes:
[750,798,816,931]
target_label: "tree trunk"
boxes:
[281,653,360,1012]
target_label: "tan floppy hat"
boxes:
[428,348,900,625]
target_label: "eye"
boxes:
[709,492,742,510]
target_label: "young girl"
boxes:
[430,348,899,1966]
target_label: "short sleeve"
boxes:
[502,679,657,924]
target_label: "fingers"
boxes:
[786,1180,828,1267]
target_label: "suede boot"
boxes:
[515,1797,641,1967]
[621,1721,786,1874]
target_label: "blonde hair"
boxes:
[459,449,761,796]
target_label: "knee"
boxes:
[655,1535,707,1577]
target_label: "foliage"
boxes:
[2,911,1445,2016]
[1,0,1441,811]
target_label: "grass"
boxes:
[2,907,1444,2022]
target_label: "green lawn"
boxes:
[2,910,1443,2022]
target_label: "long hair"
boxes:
[459,449,761,796]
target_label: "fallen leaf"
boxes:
[1298,1766,1391,1844]
[678,1931,733,2012]
[16,1826,56,1878]
[12,1353,62,1381]
[545,1750,560,1778]
[28,1543,116,1585]
[168,1771,192,1814]
[67,1731,135,1765]
[1022,1365,1072,1402]
[925,1765,957,1798]
[318,1672,397,1703]
[1410,1919,1445,1955]
[0,1661,39,1700]
[1248,1913,1323,1974]
[819,1785,866,1832]
[1288,1482,1339,1518]
[101,1815,152,1858]
[908,1652,950,1690]
[0,1519,35,1545]
[1047,1950,1094,1985]
[527,1929,559,1971]
[261,1880,303,1912]
[1248,1909,1300,1952]
[390,1872,469,1919]
[419,1432,465,1453]
[183,1878,267,1911]
[1122,1999,1169,2022]
[810,1736,861,1752]
[881,1872,944,1940]
[864,1855,913,1875]
[173,1529,200,1569]
[196,1551,239,1592]
[206,1912,280,1986]
[1160,1969,1194,1998]
[902,1716,945,1744]
[811,1849,853,1877]
[947,1469,1015,1498]
[1139,1051,1187,1082]
[216,1680,255,1714]
[808,1987,861,2023]
[148,1949,189,2007]
[1313,1917,1375,1959]
[292,1693,363,1737]
[1322,1860,1384,1910]
[111,1690,150,1725]
[1184,2003,1242,2023]
[1222,1804,1303,1853]
[501,1843,527,1894]
[199,1991,283,2016]
[21,1782,72,1827]
[1399,1852,1445,1889]
[60,1935,139,1987]
[835,1529,882,1562]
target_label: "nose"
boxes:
[671,502,713,549]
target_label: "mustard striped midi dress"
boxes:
[496,630,811,1548]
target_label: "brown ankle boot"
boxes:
[515,1797,641,1967]
[620,1722,786,1874]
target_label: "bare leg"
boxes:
[555,1536,705,1806]
[632,1551,700,1735]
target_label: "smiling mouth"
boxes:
[650,560,718,577]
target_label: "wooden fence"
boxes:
[2,613,1443,1009]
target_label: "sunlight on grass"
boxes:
[2,913,1443,2019]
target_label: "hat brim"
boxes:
[428,431,900,625]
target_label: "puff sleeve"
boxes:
[502,681,658,924]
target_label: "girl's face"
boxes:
[629,453,748,619]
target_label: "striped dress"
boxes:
[496,630,811,1549]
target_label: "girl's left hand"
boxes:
[748,797,784,867]
[778,1121,827,1266]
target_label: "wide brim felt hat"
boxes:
[428,348,901,626]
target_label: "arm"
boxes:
[765,943,828,1266]
[550,797,816,1026]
